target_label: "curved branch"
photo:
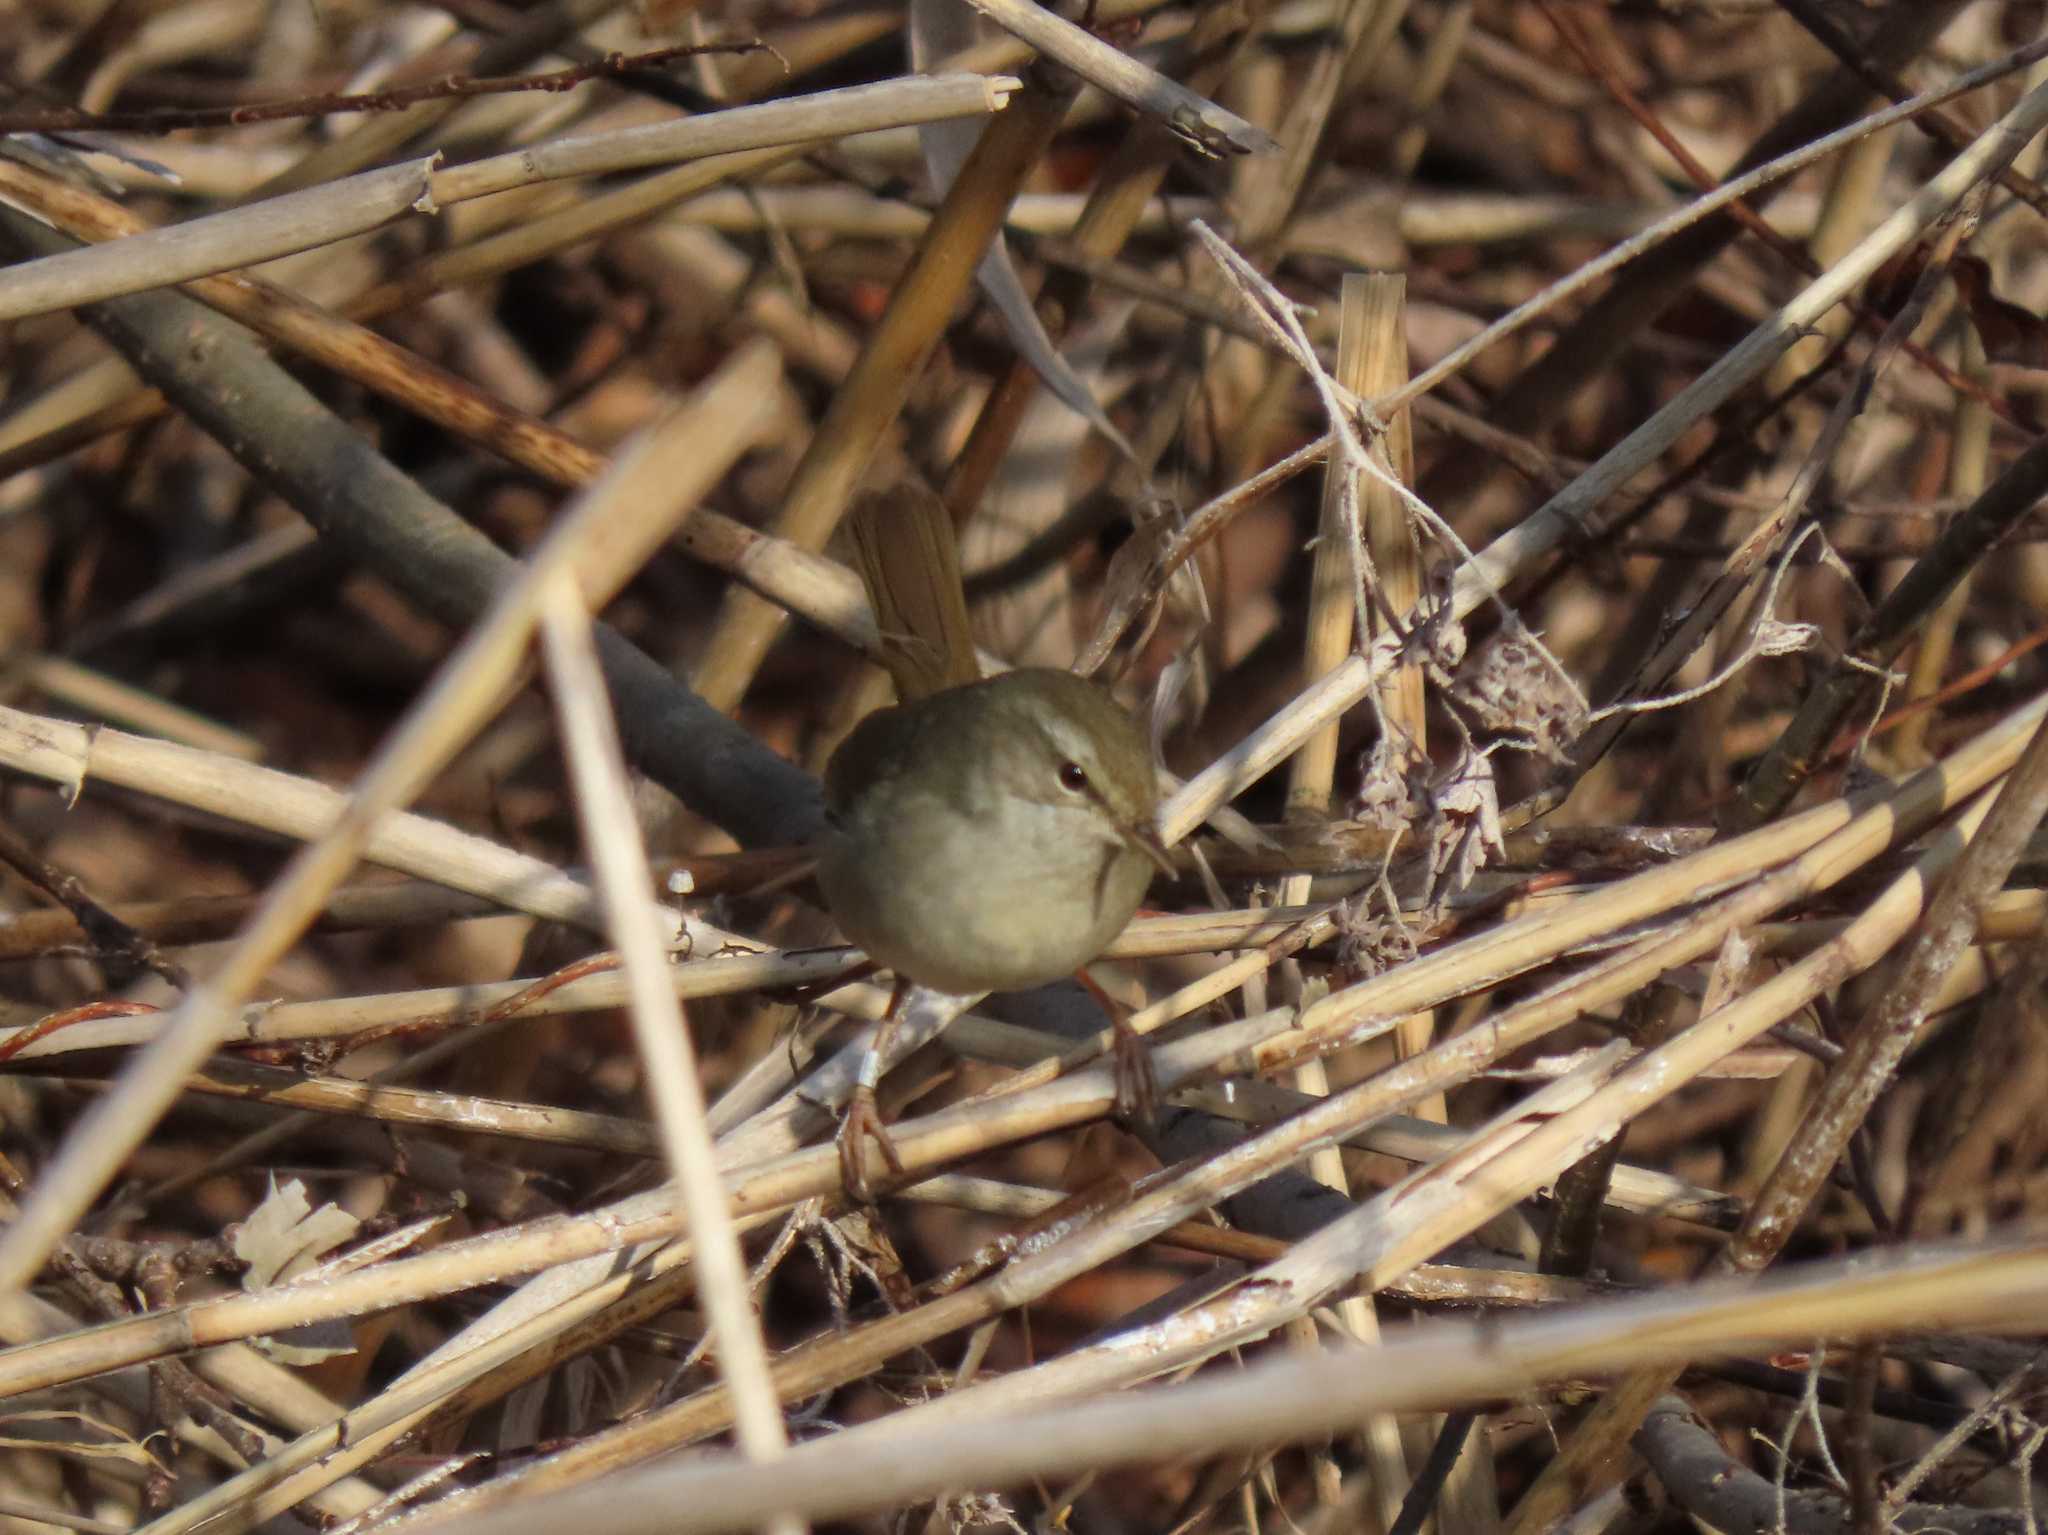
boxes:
[1637,1395,2027,1535]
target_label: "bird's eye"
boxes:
[1057,760,1089,792]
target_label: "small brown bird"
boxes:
[814,488,1168,1196]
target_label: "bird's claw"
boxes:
[838,1084,905,1204]
[1110,1017,1158,1134]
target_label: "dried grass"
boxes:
[2,3,2048,1534]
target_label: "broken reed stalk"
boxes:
[1285,267,1416,1525]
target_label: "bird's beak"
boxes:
[1119,818,1178,879]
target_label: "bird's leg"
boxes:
[768,957,877,1010]
[1075,968,1155,1132]
[838,975,911,1202]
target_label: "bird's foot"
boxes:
[837,1083,905,1204]
[1110,1015,1158,1133]
[1075,968,1156,1133]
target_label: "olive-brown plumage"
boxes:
[817,668,1162,994]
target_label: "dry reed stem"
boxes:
[1504,767,2028,1533]
[0,342,780,1295]
[0,159,437,324]
[825,766,2012,1437]
[0,78,1000,496]
[690,76,1075,712]
[1897,325,1991,762]
[955,0,1273,155]
[54,1019,1742,1230]
[1343,272,1446,1134]
[3,656,260,759]
[0,904,1310,1059]
[427,1223,2048,1533]
[7,10,2048,1532]
[1292,274,1376,820]
[536,577,796,1516]
[9,691,2028,1402]
[388,1011,1531,1510]
[0,946,851,1059]
[1287,267,1415,1519]
[1161,68,2048,854]
[0,707,604,926]
[430,74,1017,200]
[1352,272,1423,769]
[542,182,1683,244]
[67,1061,664,1154]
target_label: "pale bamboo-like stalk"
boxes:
[1284,269,1414,1524]
[456,1236,2048,1535]
[0,905,1318,1060]
[5,655,260,759]
[536,577,798,1527]
[0,342,781,1296]
[0,705,604,929]
[73,1060,663,1154]
[431,74,1016,201]
[1330,274,1441,1124]
[0,941,851,1060]
[1289,275,1372,820]
[953,0,1273,155]
[0,159,434,324]
[0,78,1016,324]
[1353,275,1422,766]
[0,143,814,474]
[615,183,1662,244]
